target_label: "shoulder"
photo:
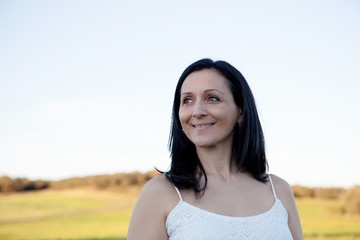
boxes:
[141,174,177,197]
[270,174,293,196]
[269,174,295,209]
[136,174,180,215]
[269,174,304,239]
[269,174,298,217]
[127,174,181,240]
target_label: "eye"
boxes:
[208,96,220,102]
[183,98,193,104]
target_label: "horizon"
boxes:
[1,169,357,189]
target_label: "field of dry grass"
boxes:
[0,188,359,240]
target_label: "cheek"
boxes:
[178,108,189,126]
[215,108,239,126]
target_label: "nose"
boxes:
[192,101,207,118]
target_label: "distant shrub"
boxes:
[0,176,13,192]
[343,185,360,216]
[94,175,112,189]
[50,177,88,189]
[125,172,143,186]
[292,185,314,198]
[48,170,160,190]
[0,176,49,193]
[23,180,49,191]
[292,185,345,199]
[313,187,345,199]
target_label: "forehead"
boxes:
[181,69,230,92]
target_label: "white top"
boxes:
[166,174,293,240]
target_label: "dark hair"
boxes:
[164,58,268,194]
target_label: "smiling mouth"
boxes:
[192,123,215,128]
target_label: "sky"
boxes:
[0,0,359,187]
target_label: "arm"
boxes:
[271,175,304,240]
[127,175,174,240]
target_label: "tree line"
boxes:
[0,171,159,193]
[292,184,360,216]
[0,171,359,215]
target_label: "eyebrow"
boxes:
[181,89,225,96]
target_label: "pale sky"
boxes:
[0,0,359,187]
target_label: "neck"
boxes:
[196,143,237,181]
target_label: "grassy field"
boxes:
[298,198,360,239]
[0,188,138,240]
[0,188,359,240]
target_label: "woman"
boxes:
[127,59,303,239]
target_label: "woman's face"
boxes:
[179,69,242,149]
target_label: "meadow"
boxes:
[0,188,359,240]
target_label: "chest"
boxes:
[180,181,275,217]
[166,200,293,240]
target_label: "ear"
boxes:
[237,108,243,124]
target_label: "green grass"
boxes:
[0,189,359,239]
[0,189,138,240]
[296,198,360,239]
[0,191,104,220]
[0,208,132,240]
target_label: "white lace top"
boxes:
[166,175,293,240]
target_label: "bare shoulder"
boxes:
[269,174,296,211]
[270,174,290,186]
[127,174,180,240]
[143,174,177,193]
[270,174,304,239]
[141,174,172,197]
[134,173,180,215]
[270,174,293,196]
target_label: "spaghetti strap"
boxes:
[268,174,278,200]
[164,173,183,201]
[173,185,183,201]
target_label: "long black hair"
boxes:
[164,58,268,193]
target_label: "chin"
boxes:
[192,140,216,148]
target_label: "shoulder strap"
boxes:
[268,174,278,200]
[173,186,183,201]
[164,172,183,201]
